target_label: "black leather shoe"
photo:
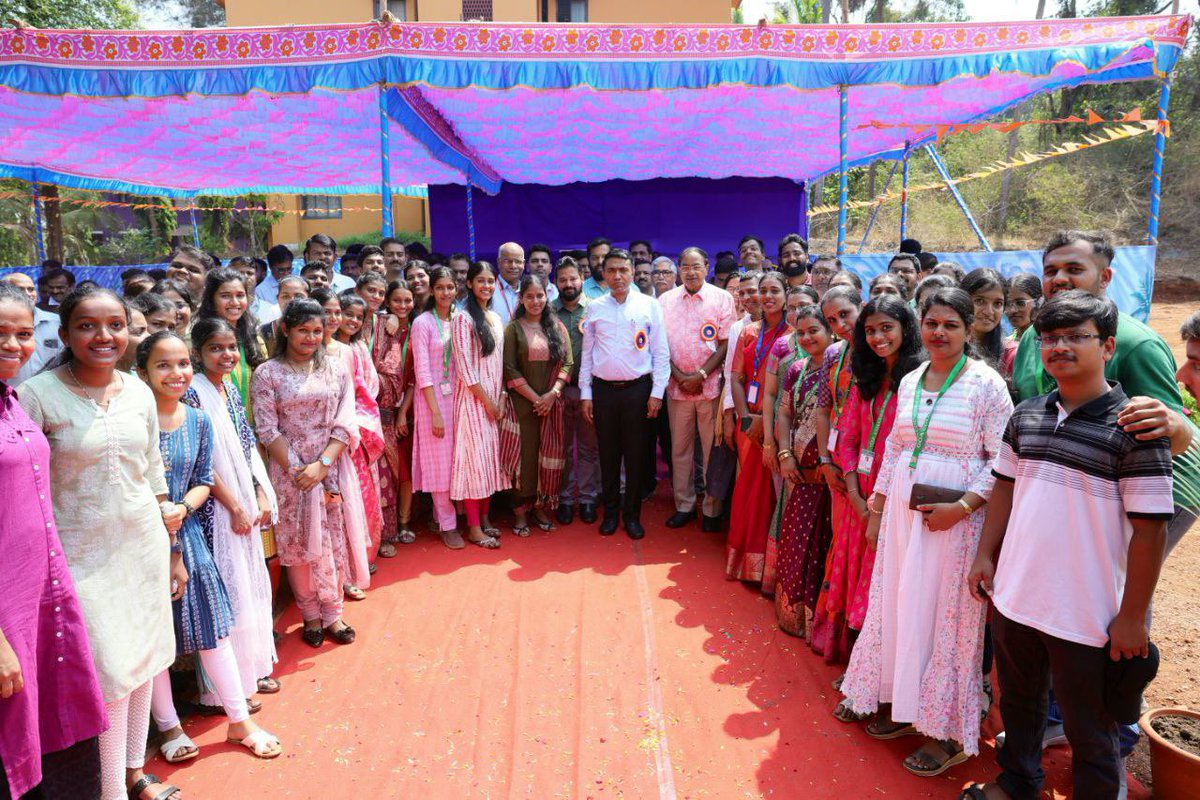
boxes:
[599,512,620,535]
[641,479,658,502]
[579,503,598,524]
[555,503,574,526]
[701,514,723,533]
[625,518,645,540]
[665,510,696,528]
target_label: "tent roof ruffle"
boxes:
[0,15,1188,195]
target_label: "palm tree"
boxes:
[771,0,823,23]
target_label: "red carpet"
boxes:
[153,491,1139,799]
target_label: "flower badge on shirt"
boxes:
[700,322,718,342]
[634,330,648,351]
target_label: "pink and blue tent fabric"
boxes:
[0,15,1188,196]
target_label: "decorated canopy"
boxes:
[0,14,1188,198]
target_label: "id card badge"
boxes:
[856,450,875,476]
[746,381,760,406]
[440,381,453,396]
[827,429,840,452]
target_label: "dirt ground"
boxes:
[1125,301,1200,787]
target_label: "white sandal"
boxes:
[159,731,199,763]
[226,728,283,759]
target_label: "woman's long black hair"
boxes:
[198,267,266,368]
[960,268,1007,368]
[39,284,130,372]
[338,291,369,345]
[513,274,564,363]
[271,297,327,365]
[851,295,923,401]
[920,286,977,360]
[385,279,415,325]
[464,261,497,358]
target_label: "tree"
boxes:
[138,0,225,28]
[0,0,137,28]
[771,0,823,23]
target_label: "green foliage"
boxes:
[0,0,137,28]
[95,229,163,265]
[138,0,224,28]
[770,0,823,24]
[339,230,431,251]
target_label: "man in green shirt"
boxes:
[553,257,599,525]
[1011,230,1198,551]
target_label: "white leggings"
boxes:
[99,680,151,800]
[151,638,250,731]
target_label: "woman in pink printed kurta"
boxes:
[450,263,511,547]
[411,268,460,542]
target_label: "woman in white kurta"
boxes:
[840,287,1012,774]
[19,286,180,800]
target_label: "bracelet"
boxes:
[958,498,974,515]
[698,368,708,380]
[818,456,833,465]
[777,449,793,460]
[868,503,884,515]
[179,499,195,518]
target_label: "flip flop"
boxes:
[512,524,531,538]
[127,774,180,800]
[158,732,199,764]
[378,541,398,558]
[832,699,870,723]
[226,729,283,760]
[256,676,281,694]
[467,533,501,549]
[398,526,417,544]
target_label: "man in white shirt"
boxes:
[492,242,526,326]
[3,272,62,385]
[304,234,355,293]
[580,249,671,539]
[255,244,295,305]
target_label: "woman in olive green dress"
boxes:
[502,275,573,536]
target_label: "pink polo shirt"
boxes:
[659,282,736,402]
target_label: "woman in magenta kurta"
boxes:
[0,284,106,799]
[411,267,462,547]
[451,262,511,549]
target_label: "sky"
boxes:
[738,0,1064,23]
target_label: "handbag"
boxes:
[908,482,965,511]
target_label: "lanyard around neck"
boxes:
[864,390,895,455]
[908,354,968,469]
[432,310,453,381]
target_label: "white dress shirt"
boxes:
[722,314,750,411]
[256,272,282,304]
[492,278,522,327]
[331,272,356,293]
[14,307,63,386]
[254,297,281,325]
[579,291,670,401]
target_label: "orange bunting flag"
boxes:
[1121,107,1144,123]
[1085,109,1104,124]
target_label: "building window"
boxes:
[301,195,342,220]
[556,0,587,22]
[461,0,493,21]
[386,0,407,21]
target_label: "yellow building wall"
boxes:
[267,195,427,250]
[223,0,375,26]
[583,0,729,24]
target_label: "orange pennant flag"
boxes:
[911,124,929,136]
[1121,107,1144,123]
[936,124,951,142]
[1085,109,1103,125]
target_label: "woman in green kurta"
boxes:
[502,275,573,536]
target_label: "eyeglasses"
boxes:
[1036,333,1103,348]
[651,270,675,277]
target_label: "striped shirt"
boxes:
[990,382,1174,647]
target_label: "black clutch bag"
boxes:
[908,482,965,511]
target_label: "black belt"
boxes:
[594,374,652,389]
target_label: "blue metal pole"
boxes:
[30,178,46,263]
[857,159,899,254]
[1147,74,1173,245]
[189,203,201,249]
[899,147,910,242]
[836,85,849,256]
[465,182,476,262]
[924,144,992,252]
[379,83,395,238]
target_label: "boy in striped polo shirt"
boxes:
[964,291,1174,800]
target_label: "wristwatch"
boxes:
[698,368,708,380]
[319,455,333,468]
[818,456,834,465]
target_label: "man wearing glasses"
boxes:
[886,253,921,298]
[493,242,527,326]
[650,257,677,297]
[809,256,842,300]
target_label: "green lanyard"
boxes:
[432,310,453,383]
[399,326,410,375]
[908,353,968,470]
[831,343,852,422]
[863,390,895,455]
[792,362,820,410]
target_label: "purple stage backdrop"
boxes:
[429,177,807,262]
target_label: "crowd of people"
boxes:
[1,228,1197,800]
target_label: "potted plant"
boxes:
[1139,707,1200,798]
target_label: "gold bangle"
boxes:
[958,498,974,515]
[777,449,793,460]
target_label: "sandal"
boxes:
[512,524,531,538]
[301,623,325,648]
[398,525,416,544]
[532,515,557,532]
[865,714,919,740]
[832,699,870,724]
[127,774,180,800]
[832,673,845,692]
[226,728,283,760]
[378,541,398,558]
[467,533,501,549]
[158,731,199,763]
[326,621,356,645]
[441,529,465,550]
[483,525,501,538]
[256,676,281,694]
[903,739,969,777]
[343,585,367,602]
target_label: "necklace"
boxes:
[66,363,113,408]
[284,355,315,376]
